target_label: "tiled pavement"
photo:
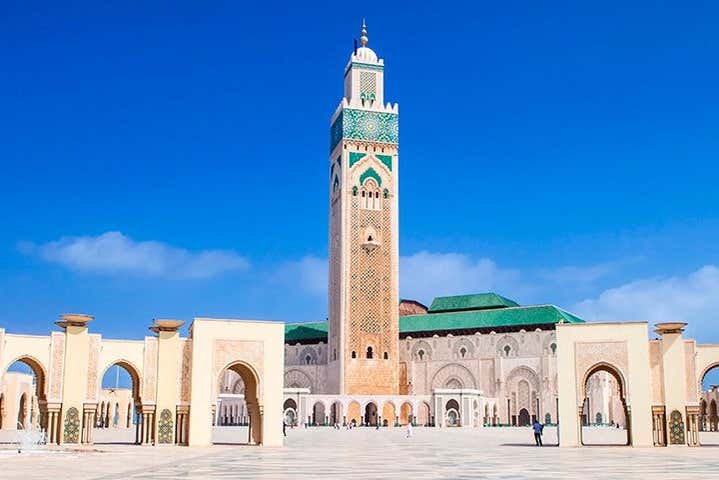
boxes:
[2,427,719,479]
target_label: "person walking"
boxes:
[406,421,413,438]
[532,419,544,446]
[283,420,287,437]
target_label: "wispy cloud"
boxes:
[272,256,327,296]
[573,265,719,341]
[399,251,523,304]
[19,231,249,279]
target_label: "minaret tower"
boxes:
[327,22,399,395]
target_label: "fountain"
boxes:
[15,422,46,453]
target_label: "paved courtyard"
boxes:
[2,427,719,479]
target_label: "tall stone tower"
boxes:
[327,23,399,395]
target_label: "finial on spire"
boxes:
[360,19,368,47]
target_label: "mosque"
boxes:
[1,24,719,449]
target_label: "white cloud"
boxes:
[273,256,327,296]
[573,265,719,342]
[399,251,523,305]
[19,231,249,279]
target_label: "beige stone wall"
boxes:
[556,322,654,447]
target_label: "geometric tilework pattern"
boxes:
[63,407,81,443]
[668,410,685,445]
[158,408,174,444]
[330,109,399,151]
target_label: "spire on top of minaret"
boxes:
[360,19,368,46]
[350,19,378,63]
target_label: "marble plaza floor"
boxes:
[2,426,719,479]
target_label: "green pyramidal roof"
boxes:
[284,303,585,344]
[428,293,519,313]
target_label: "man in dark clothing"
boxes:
[532,420,543,446]
[283,421,287,437]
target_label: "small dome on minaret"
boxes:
[353,20,378,62]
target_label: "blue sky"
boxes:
[1,0,719,377]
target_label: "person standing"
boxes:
[283,420,287,437]
[406,421,413,438]
[532,419,543,446]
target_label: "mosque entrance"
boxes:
[364,402,378,426]
[445,399,460,427]
[518,408,530,427]
[283,399,297,427]
[580,364,630,446]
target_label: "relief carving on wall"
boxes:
[178,340,192,402]
[143,338,158,402]
[574,341,628,404]
[85,334,100,400]
[49,332,66,400]
[213,340,265,397]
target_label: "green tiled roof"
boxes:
[284,322,328,342]
[284,305,584,343]
[428,293,519,313]
[400,305,584,334]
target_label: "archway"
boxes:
[418,401,431,426]
[347,401,361,426]
[364,402,378,426]
[330,401,343,426]
[213,361,261,445]
[382,402,396,427]
[95,361,141,444]
[1,357,47,436]
[518,408,530,427]
[445,399,460,427]
[580,364,629,446]
[399,402,413,425]
[283,398,298,427]
[312,401,326,426]
[698,363,719,445]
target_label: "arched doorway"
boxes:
[283,398,297,427]
[445,399,460,427]
[330,401,343,426]
[418,401,431,426]
[518,408,530,427]
[95,361,142,444]
[213,361,261,445]
[347,401,361,426]
[580,364,630,446]
[1,357,47,437]
[399,402,413,425]
[382,402,396,427]
[697,363,719,445]
[312,402,326,426]
[364,402,378,426]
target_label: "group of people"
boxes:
[283,418,543,445]
[283,419,414,438]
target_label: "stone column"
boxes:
[149,320,184,445]
[655,322,689,446]
[55,314,93,445]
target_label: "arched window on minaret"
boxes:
[366,346,374,359]
[360,179,381,210]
